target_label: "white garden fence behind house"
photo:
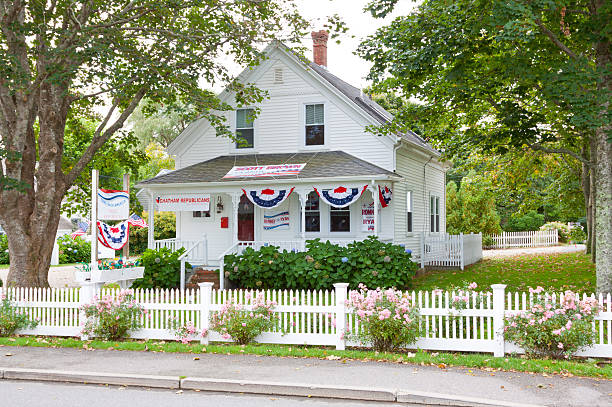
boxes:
[485,230,558,249]
[420,233,483,270]
[5,283,612,358]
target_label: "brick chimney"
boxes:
[311,30,329,67]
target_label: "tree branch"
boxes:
[527,143,591,167]
[534,18,579,60]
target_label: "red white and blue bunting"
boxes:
[378,185,392,208]
[97,220,130,250]
[314,186,368,208]
[242,187,295,209]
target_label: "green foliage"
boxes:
[129,100,197,148]
[226,237,418,290]
[570,227,586,243]
[57,235,91,264]
[504,210,545,232]
[137,143,175,181]
[446,174,502,235]
[129,212,176,255]
[210,294,279,345]
[504,289,599,359]
[0,295,39,336]
[131,247,189,289]
[540,222,571,243]
[80,291,146,341]
[0,235,8,264]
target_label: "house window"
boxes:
[235,108,254,149]
[305,191,320,232]
[193,210,211,218]
[305,104,324,146]
[330,206,350,232]
[406,190,413,233]
[430,195,440,232]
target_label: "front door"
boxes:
[238,195,255,241]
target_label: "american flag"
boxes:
[127,213,148,228]
[70,221,90,239]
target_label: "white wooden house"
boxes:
[137,32,465,288]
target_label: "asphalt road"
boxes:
[1,380,393,407]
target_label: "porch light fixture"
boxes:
[216,196,224,213]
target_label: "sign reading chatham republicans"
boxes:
[155,194,210,211]
[97,189,130,220]
[223,164,306,179]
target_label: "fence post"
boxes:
[459,232,464,270]
[198,282,213,345]
[79,282,96,340]
[491,284,506,357]
[333,283,349,351]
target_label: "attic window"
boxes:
[274,67,283,84]
[305,104,324,146]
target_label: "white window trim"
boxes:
[329,205,351,233]
[231,108,257,153]
[190,194,216,222]
[301,101,328,150]
[429,193,440,233]
[406,190,413,235]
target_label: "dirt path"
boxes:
[483,244,586,259]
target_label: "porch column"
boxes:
[231,192,241,244]
[370,182,379,237]
[147,191,155,249]
[298,190,308,240]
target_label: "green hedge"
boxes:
[58,235,91,263]
[0,235,8,264]
[131,247,190,289]
[225,237,418,291]
[129,212,176,255]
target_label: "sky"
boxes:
[216,0,419,92]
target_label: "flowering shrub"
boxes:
[504,287,600,359]
[80,290,146,340]
[349,285,420,352]
[167,317,207,344]
[210,293,278,345]
[0,294,39,336]
[448,282,480,312]
[58,235,90,263]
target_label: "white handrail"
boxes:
[179,238,207,291]
[217,242,240,291]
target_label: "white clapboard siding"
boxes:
[485,230,559,249]
[5,283,609,357]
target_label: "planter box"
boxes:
[75,266,144,284]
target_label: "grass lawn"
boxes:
[412,252,596,293]
[0,336,610,379]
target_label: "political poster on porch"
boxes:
[155,194,210,211]
[361,202,375,232]
[263,211,290,230]
[223,163,306,178]
[97,189,130,220]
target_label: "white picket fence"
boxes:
[485,230,558,249]
[4,283,611,358]
[420,233,483,270]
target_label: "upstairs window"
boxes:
[430,195,440,232]
[305,104,324,146]
[406,190,413,233]
[236,108,254,149]
[305,191,320,232]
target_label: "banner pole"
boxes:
[91,169,99,278]
[123,173,130,259]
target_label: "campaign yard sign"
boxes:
[263,211,290,230]
[97,189,130,220]
[156,194,211,212]
[223,163,306,178]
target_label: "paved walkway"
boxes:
[0,346,610,406]
[483,244,586,259]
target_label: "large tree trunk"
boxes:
[581,143,592,255]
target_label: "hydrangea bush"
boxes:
[0,294,39,336]
[80,290,146,340]
[58,235,90,263]
[504,287,600,359]
[210,293,278,345]
[348,285,420,352]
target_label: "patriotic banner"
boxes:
[70,220,90,240]
[223,164,306,179]
[263,211,290,230]
[378,185,392,208]
[314,185,367,208]
[361,202,375,232]
[127,213,148,228]
[155,194,210,211]
[97,189,130,220]
[242,187,294,209]
[97,220,130,250]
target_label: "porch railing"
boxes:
[154,237,208,264]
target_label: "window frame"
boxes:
[303,103,326,148]
[430,194,440,233]
[406,190,413,234]
[329,205,351,233]
[234,108,255,150]
[304,191,321,233]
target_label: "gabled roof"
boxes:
[137,151,400,186]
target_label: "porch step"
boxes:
[186,267,220,290]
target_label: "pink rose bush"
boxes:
[210,292,278,345]
[167,317,208,344]
[504,289,600,359]
[0,293,39,336]
[80,290,146,341]
[348,284,420,352]
[448,282,481,312]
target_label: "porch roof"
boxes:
[137,151,400,187]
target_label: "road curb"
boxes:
[181,377,395,401]
[397,390,546,407]
[2,367,179,389]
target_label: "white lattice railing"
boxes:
[5,284,612,358]
[420,233,483,270]
[154,238,208,264]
